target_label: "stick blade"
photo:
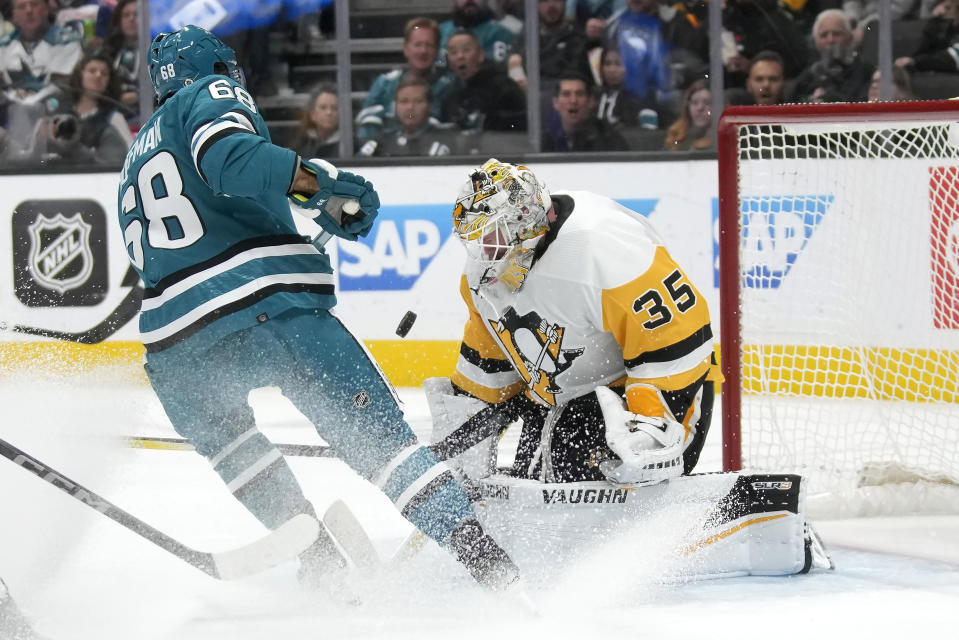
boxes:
[211,513,320,580]
[322,500,380,570]
[390,529,429,564]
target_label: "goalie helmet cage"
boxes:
[717,100,959,518]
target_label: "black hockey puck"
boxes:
[395,311,417,337]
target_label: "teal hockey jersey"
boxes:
[117,75,335,353]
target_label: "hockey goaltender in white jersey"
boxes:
[425,159,832,580]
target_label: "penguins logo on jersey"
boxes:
[489,307,583,405]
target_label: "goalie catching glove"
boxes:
[289,157,380,241]
[595,386,684,486]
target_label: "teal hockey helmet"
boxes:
[149,25,243,104]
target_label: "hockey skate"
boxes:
[448,518,521,591]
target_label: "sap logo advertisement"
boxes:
[336,204,450,291]
[336,199,658,291]
[712,195,833,288]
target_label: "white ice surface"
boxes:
[2,374,958,639]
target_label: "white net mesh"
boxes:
[733,116,959,517]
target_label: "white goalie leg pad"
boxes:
[471,473,823,581]
[682,509,809,578]
[595,386,684,486]
[680,474,826,578]
[424,377,495,481]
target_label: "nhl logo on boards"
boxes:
[28,214,93,294]
[12,200,108,307]
[352,390,371,409]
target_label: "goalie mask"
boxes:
[453,159,552,269]
[149,25,244,104]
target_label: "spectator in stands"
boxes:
[728,49,786,105]
[356,17,454,148]
[291,82,340,159]
[602,0,706,119]
[439,0,515,67]
[490,0,524,37]
[102,0,139,124]
[845,0,939,33]
[868,67,916,101]
[0,0,83,154]
[663,78,712,151]
[594,45,654,128]
[542,72,629,151]
[375,75,458,157]
[790,9,873,103]
[895,0,959,74]
[505,0,592,94]
[223,21,275,97]
[777,0,848,35]
[30,51,133,165]
[445,29,527,132]
[722,0,811,86]
[52,0,101,50]
[566,0,627,46]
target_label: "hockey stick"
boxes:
[390,529,429,564]
[125,435,333,458]
[12,269,143,344]
[322,500,380,570]
[322,499,430,569]
[0,436,320,580]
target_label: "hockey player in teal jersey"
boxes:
[116,24,518,593]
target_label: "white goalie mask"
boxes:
[452,159,552,267]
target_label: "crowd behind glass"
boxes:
[0,0,952,169]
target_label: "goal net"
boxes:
[717,101,959,518]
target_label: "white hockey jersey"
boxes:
[451,190,720,417]
[0,25,82,99]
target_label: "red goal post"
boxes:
[717,101,959,516]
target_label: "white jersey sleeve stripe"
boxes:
[190,119,255,175]
[626,341,714,381]
[455,353,522,389]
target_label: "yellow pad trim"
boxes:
[683,513,790,556]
